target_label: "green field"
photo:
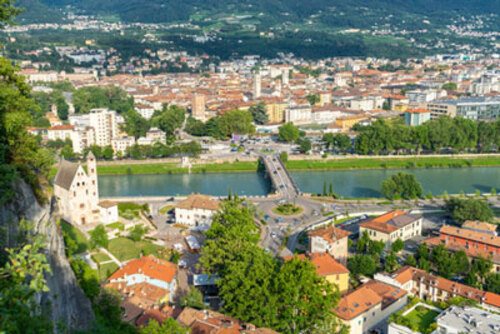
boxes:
[96,160,259,175]
[107,237,163,261]
[285,156,500,171]
[98,262,119,281]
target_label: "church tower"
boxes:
[86,151,99,205]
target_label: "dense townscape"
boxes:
[0,1,499,334]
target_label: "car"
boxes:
[271,232,277,238]
[178,259,187,268]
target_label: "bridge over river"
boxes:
[259,154,300,200]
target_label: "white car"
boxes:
[178,259,187,268]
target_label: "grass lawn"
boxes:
[118,202,148,219]
[60,220,89,254]
[273,204,303,216]
[96,160,259,175]
[98,262,119,281]
[106,222,125,231]
[91,252,111,263]
[107,237,163,261]
[285,156,500,171]
[405,307,440,333]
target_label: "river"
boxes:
[99,167,500,198]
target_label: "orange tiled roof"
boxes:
[360,210,414,234]
[176,194,220,211]
[423,236,500,264]
[308,225,350,243]
[440,225,500,248]
[406,108,431,114]
[462,221,498,233]
[108,255,177,283]
[48,124,74,131]
[308,253,350,276]
[392,266,500,309]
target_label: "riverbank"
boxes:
[94,155,500,175]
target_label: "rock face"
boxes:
[0,181,95,332]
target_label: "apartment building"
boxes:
[333,280,408,334]
[111,136,136,154]
[359,211,423,247]
[435,306,500,334]
[47,124,75,141]
[427,96,500,121]
[374,266,500,312]
[89,108,119,147]
[285,104,312,124]
[308,225,350,264]
[404,109,431,126]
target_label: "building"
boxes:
[175,194,220,227]
[47,124,75,141]
[286,253,349,292]
[462,220,498,236]
[423,225,500,273]
[137,127,166,146]
[334,114,369,131]
[404,109,431,126]
[427,96,500,121]
[264,100,287,124]
[111,136,136,154]
[333,280,408,334]
[434,306,500,334]
[176,307,278,334]
[253,72,262,99]
[359,211,422,247]
[374,266,500,312]
[70,127,95,154]
[106,255,177,305]
[135,104,156,120]
[191,94,206,121]
[308,225,350,264]
[89,108,119,147]
[285,104,312,124]
[54,152,118,226]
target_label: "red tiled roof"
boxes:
[108,255,177,283]
[440,225,500,248]
[360,210,409,234]
[308,226,350,243]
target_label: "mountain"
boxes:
[20,0,500,24]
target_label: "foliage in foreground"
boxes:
[199,198,342,333]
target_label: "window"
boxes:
[80,204,85,209]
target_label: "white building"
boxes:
[137,127,166,146]
[175,194,220,228]
[111,136,136,154]
[89,108,119,147]
[435,306,500,334]
[285,104,312,124]
[54,152,118,226]
[47,124,75,141]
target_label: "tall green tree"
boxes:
[152,105,186,138]
[140,319,190,334]
[445,198,494,224]
[249,102,268,125]
[278,122,300,142]
[381,172,423,200]
[73,86,134,114]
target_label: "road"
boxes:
[260,154,299,199]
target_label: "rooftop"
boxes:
[440,225,500,248]
[108,255,177,283]
[360,210,420,234]
[436,306,500,334]
[176,194,220,211]
[308,225,351,243]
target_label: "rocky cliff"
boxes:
[0,181,95,332]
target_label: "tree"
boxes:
[297,137,312,153]
[185,117,207,136]
[140,319,190,334]
[123,110,150,139]
[453,250,470,276]
[442,82,458,91]
[348,254,377,277]
[279,151,288,163]
[73,86,134,114]
[484,273,500,294]
[102,145,114,160]
[152,105,186,138]
[278,122,300,142]
[128,225,148,242]
[306,94,320,106]
[445,198,494,224]
[205,110,255,139]
[0,238,52,333]
[404,254,417,267]
[381,172,423,200]
[431,244,454,278]
[90,225,109,249]
[273,257,339,333]
[391,239,404,253]
[180,288,205,310]
[249,102,268,125]
[384,251,400,273]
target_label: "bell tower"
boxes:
[86,151,99,204]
